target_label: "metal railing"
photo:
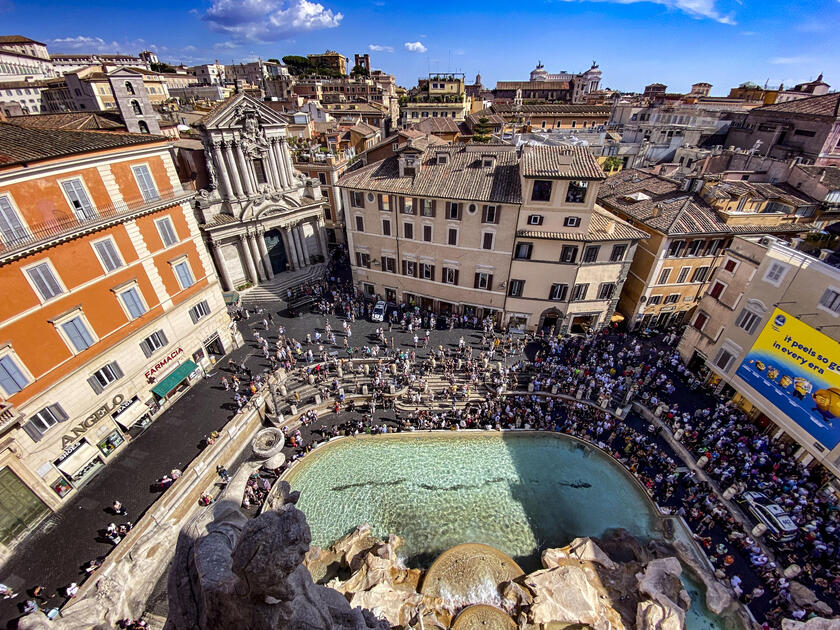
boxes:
[0,400,23,437]
[0,188,195,257]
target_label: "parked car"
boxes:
[737,490,799,542]
[371,301,386,322]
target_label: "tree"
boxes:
[150,62,176,74]
[472,116,493,143]
[282,55,312,76]
[350,64,369,77]
[267,58,281,64]
[602,156,623,173]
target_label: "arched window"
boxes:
[125,81,135,95]
[130,100,142,115]
[138,121,150,134]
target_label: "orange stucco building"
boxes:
[0,122,236,552]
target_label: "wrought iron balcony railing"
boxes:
[0,188,195,260]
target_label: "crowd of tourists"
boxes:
[240,266,839,628]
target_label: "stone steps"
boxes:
[240,263,326,308]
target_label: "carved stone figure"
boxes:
[168,481,389,630]
[236,106,270,158]
[203,146,218,190]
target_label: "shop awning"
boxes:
[56,441,100,477]
[223,290,240,306]
[151,361,198,398]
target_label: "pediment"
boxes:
[201,93,289,131]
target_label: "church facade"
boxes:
[194,93,330,291]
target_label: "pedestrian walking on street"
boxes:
[221,376,229,391]
[112,500,127,516]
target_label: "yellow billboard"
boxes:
[736,308,840,448]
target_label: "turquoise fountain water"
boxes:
[284,431,726,630]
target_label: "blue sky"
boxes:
[3,0,839,94]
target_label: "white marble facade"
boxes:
[195,93,329,290]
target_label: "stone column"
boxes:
[238,234,259,284]
[315,219,329,261]
[256,230,274,279]
[281,227,299,271]
[235,142,254,196]
[274,140,290,188]
[267,140,283,190]
[281,140,297,187]
[247,232,266,281]
[208,240,232,290]
[296,224,311,266]
[212,143,234,200]
[223,142,244,198]
[291,225,306,268]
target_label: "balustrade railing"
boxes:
[0,188,194,257]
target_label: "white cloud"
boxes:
[47,35,150,54]
[213,40,240,50]
[204,0,342,42]
[183,45,198,52]
[404,41,427,53]
[553,0,735,24]
[368,44,394,52]
[770,56,817,65]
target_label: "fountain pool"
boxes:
[283,431,728,630]
[284,431,661,569]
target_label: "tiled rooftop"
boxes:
[0,122,163,167]
[598,169,810,236]
[520,146,605,180]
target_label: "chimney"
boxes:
[819,169,826,183]
[652,204,662,218]
[606,219,616,234]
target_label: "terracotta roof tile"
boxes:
[339,145,521,204]
[520,146,605,180]
[7,111,125,131]
[598,169,809,236]
[518,206,648,242]
[413,117,461,134]
[0,122,163,167]
[755,93,840,118]
[493,104,611,117]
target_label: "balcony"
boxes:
[0,400,24,438]
[0,188,195,262]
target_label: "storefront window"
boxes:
[97,430,124,457]
[51,476,72,498]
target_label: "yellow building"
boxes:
[597,169,809,330]
[60,65,170,111]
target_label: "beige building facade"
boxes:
[339,144,642,332]
[677,236,840,476]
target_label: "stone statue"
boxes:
[203,145,218,190]
[236,106,270,159]
[167,481,389,630]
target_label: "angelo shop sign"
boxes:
[60,394,125,448]
[736,308,840,449]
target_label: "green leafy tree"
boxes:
[472,116,493,143]
[150,62,176,74]
[282,55,312,75]
[267,58,281,64]
[350,64,370,77]
[602,156,623,172]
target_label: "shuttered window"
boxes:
[22,404,68,442]
[87,361,124,394]
[61,316,95,352]
[61,179,96,220]
[174,261,194,289]
[0,196,28,245]
[120,287,146,319]
[0,355,29,396]
[132,164,159,201]
[189,300,211,324]
[94,240,123,272]
[156,217,178,247]
[26,262,63,300]
[139,330,168,358]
